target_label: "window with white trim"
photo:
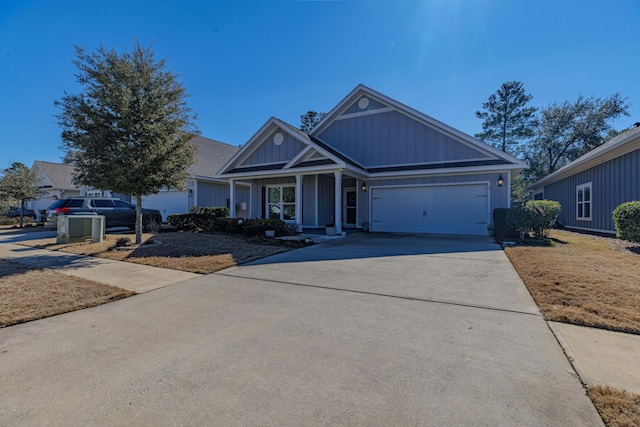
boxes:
[267,185,295,221]
[86,191,103,197]
[576,183,592,221]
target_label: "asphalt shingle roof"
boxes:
[33,161,77,189]
[188,135,240,177]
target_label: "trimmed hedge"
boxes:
[167,206,230,231]
[493,199,561,241]
[525,200,561,238]
[613,201,640,242]
[189,206,230,218]
[493,208,518,241]
[167,209,290,237]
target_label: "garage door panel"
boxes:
[371,184,489,235]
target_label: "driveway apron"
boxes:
[0,233,602,426]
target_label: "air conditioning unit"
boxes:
[56,215,105,244]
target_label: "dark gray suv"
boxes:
[45,197,162,229]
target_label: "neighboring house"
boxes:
[140,135,250,218]
[29,136,244,221]
[218,85,525,235]
[528,124,640,234]
[29,161,82,220]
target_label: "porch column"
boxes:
[295,174,303,231]
[334,171,342,234]
[229,179,236,218]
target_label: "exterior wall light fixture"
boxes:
[497,174,504,187]
[361,182,367,191]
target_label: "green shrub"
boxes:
[524,200,561,238]
[613,201,640,242]
[188,206,230,218]
[493,208,518,241]
[506,206,533,239]
[497,200,561,241]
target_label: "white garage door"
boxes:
[371,184,489,235]
[141,190,188,218]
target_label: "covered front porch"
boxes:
[228,170,368,234]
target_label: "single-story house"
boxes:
[140,135,250,218]
[29,161,82,220]
[528,124,640,234]
[218,85,525,235]
[29,136,246,221]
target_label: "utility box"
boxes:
[57,215,105,244]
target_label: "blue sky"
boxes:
[1,0,639,168]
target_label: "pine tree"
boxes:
[475,81,538,155]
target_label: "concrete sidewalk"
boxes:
[0,242,199,293]
[549,322,640,395]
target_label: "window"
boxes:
[267,185,295,221]
[91,200,114,208]
[533,192,544,200]
[87,191,103,197]
[113,200,134,209]
[577,183,592,221]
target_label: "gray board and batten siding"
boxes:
[316,110,490,168]
[541,147,640,233]
[198,181,250,216]
[240,128,306,167]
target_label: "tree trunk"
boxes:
[135,194,143,245]
[19,199,24,228]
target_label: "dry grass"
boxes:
[505,230,640,334]
[587,385,640,427]
[0,259,134,328]
[0,222,42,232]
[19,231,292,274]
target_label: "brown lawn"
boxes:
[588,385,640,427]
[0,259,134,328]
[19,231,293,274]
[505,230,640,334]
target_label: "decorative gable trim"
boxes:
[334,107,394,121]
[310,84,525,169]
[218,117,364,177]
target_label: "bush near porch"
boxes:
[167,207,290,237]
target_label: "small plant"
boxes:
[613,201,640,242]
[325,222,335,227]
[142,212,161,233]
[361,221,370,232]
[115,237,131,247]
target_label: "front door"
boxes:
[343,187,357,228]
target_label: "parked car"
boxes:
[6,207,36,220]
[44,197,162,229]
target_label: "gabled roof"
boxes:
[310,84,525,171]
[32,161,77,190]
[218,117,366,177]
[529,125,640,189]
[188,135,240,178]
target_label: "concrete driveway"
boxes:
[0,233,602,426]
